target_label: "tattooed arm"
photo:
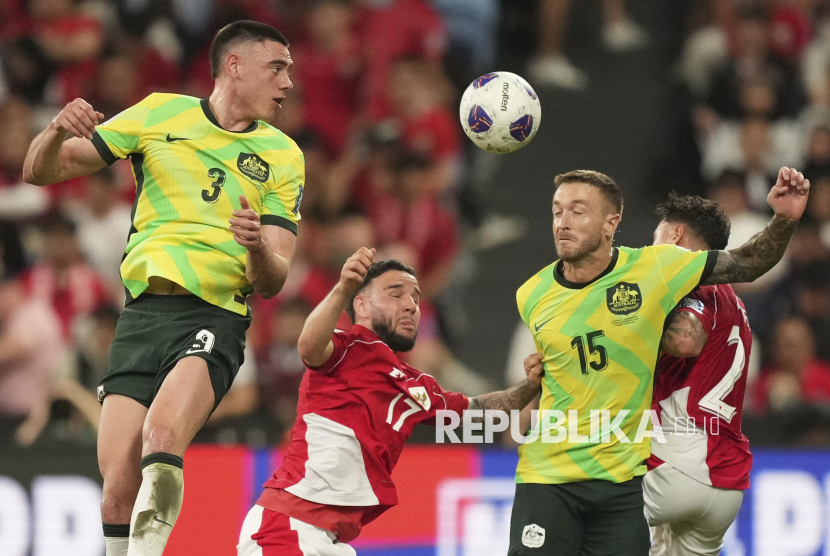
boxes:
[661,311,708,358]
[468,353,543,412]
[702,215,799,285]
[702,167,809,286]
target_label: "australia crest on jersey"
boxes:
[522,524,545,548]
[237,152,270,183]
[606,282,642,315]
[408,386,431,410]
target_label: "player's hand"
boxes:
[230,195,265,251]
[768,166,810,221]
[339,247,375,297]
[524,353,544,388]
[52,98,104,140]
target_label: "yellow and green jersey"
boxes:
[91,93,304,316]
[516,245,716,484]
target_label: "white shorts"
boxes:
[237,504,356,556]
[643,463,743,556]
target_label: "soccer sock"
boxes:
[127,453,184,556]
[103,523,130,556]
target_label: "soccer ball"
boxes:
[459,72,542,154]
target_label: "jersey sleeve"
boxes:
[651,245,718,308]
[303,330,350,375]
[91,94,156,164]
[261,153,305,235]
[676,287,717,332]
[417,372,470,426]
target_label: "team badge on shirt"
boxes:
[522,524,545,548]
[237,153,270,183]
[606,282,642,315]
[408,387,431,410]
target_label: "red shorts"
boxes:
[237,505,356,556]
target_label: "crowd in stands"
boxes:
[671,0,830,444]
[2,0,830,448]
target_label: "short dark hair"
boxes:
[345,259,416,323]
[554,170,624,215]
[655,192,731,251]
[209,21,289,79]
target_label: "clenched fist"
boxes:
[524,353,545,388]
[340,247,376,297]
[52,98,104,140]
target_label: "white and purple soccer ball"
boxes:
[459,71,542,154]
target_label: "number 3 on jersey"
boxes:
[204,168,226,203]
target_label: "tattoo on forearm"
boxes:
[703,216,798,285]
[661,311,707,357]
[468,379,540,414]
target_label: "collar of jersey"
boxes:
[553,247,620,290]
[200,98,258,133]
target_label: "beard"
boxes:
[557,229,604,262]
[372,315,417,352]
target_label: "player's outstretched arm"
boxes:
[661,311,708,358]
[23,98,107,186]
[298,247,375,368]
[702,166,809,286]
[468,353,543,412]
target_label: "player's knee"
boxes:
[142,420,181,455]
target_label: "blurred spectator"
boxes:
[803,1,830,106]
[358,0,447,121]
[804,124,830,179]
[292,0,361,154]
[678,0,734,99]
[1,38,55,104]
[0,219,67,446]
[68,167,131,301]
[528,0,648,90]
[384,57,461,194]
[706,5,806,120]
[791,265,830,362]
[806,174,830,245]
[21,212,109,340]
[702,117,802,209]
[255,297,311,427]
[74,304,120,390]
[206,344,258,428]
[367,152,458,299]
[27,0,104,103]
[0,98,50,219]
[429,0,499,89]
[751,317,830,414]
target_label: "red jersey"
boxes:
[648,285,753,490]
[259,325,469,541]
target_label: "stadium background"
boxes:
[1,0,830,554]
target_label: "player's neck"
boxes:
[207,89,256,132]
[560,247,614,284]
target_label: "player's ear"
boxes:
[353,293,369,321]
[604,213,621,237]
[225,53,241,78]
[672,224,685,245]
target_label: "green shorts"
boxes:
[508,478,649,556]
[99,294,251,410]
